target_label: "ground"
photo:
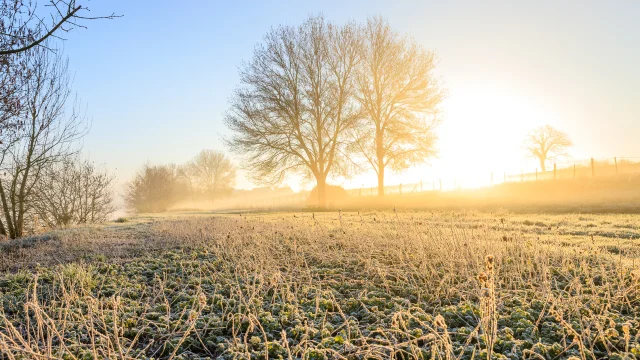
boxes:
[0,210,639,359]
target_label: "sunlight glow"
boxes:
[340,86,564,192]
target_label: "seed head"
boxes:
[434,314,447,328]
[198,293,207,306]
[477,272,488,285]
[622,323,630,338]
[485,255,495,271]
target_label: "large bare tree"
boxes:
[524,124,573,172]
[353,17,444,196]
[186,150,235,201]
[225,16,361,208]
[0,47,86,238]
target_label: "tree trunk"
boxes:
[376,130,385,197]
[539,158,546,172]
[0,180,16,239]
[377,166,385,197]
[316,174,327,209]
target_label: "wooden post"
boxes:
[573,164,576,179]
[553,163,557,180]
[615,157,619,176]
[591,158,595,177]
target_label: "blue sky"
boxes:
[62,0,640,190]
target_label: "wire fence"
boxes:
[231,157,640,208]
[504,157,640,183]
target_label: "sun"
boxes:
[337,86,562,192]
[432,86,561,189]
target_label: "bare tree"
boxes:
[32,157,114,227]
[0,47,86,238]
[524,124,573,172]
[0,51,29,138]
[1,1,117,150]
[0,0,119,56]
[186,150,235,201]
[353,17,444,196]
[225,16,361,208]
[124,164,186,214]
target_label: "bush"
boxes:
[307,185,349,207]
[124,165,188,213]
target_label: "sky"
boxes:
[62,0,640,192]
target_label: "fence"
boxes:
[230,157,640,208]
[503,157,640,183]
[345,180,439,197]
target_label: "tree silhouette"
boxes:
[225,16,360,208]
[124,165,185,213]
[185,150,236,201]
[353,17,444,196]
[524,125,573,172]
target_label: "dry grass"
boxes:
[0,211,639,359]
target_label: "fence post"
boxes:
[615,157,619,176]
[554,163,557,180]
[591,158,595,177]
[573,164,576,179]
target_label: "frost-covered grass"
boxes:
[0,211,639,359]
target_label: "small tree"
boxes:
[124,164,185,213]
[186,150,235,201]
[353,17,444,196]
[225,16,360,208]
[32,158,115,227]
[524,125,573,172]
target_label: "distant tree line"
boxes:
[125,150,236,213]
[225,16,445,207]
